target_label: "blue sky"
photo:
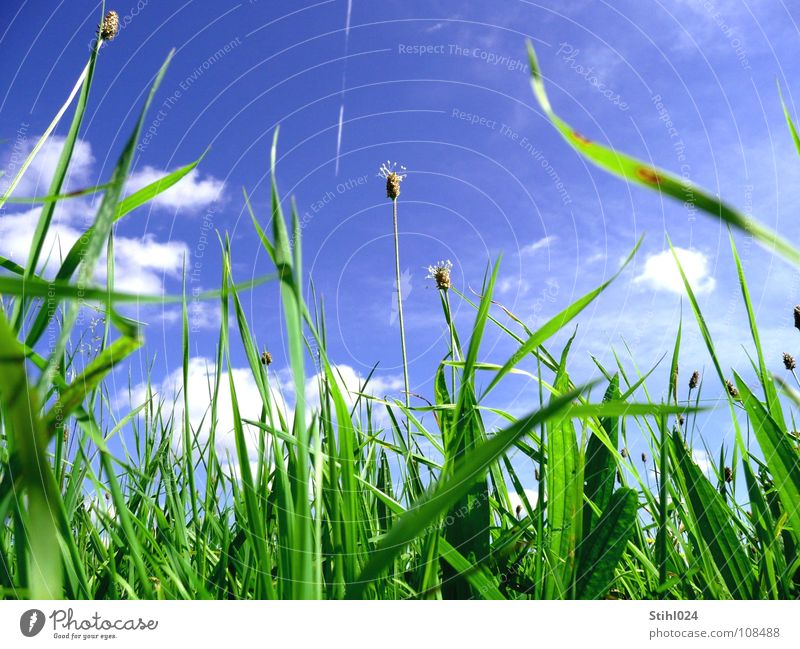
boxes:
[3,0,800,476]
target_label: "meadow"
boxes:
[1,11,799,601]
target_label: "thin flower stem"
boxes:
[443,289,458,395]
[392,198,411,438]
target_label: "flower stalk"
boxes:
[380,162,411,437]
[392,197,410,416]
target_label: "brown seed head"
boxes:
[783,352,796,370]
[794,305,800,331]
[427,260,453,291]
[378,161,406,200]
[689,370,700,390]
[386,173,401,200]
[724,466,733,483]
[100,10,119,41]
[641,452,647,463]
[261,350,273,366]
[726,379,740,400]
[620,448,628,458]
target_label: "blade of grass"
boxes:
[481,237,641,399]
[526,41,800,266]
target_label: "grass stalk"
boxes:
[391,197,411,435]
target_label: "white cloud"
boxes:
[0,136,207,295]
[4,135,223,212]
[135,357,288,461]
[583,251,607,265]
[121,360,404,464]
[113,235,187,293]
[306,364,404,410]
[126,166,224,211]
[0,207,187,294]
[4,135,95,197]
[305,363,404,430]
[0,207,79,265]
[520,235,557,256]
[634,247,716,295]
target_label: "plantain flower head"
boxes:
[378,161,407,200]
[427,260,453,290]
[100,10,120,41]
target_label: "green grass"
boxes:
[1,16,800,600]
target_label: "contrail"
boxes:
[344,0,352,47]
[334,0,352,176]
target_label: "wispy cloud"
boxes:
[520,235,557,256]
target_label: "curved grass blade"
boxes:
[729,232,785,429]
[356,475,504,600]
[13,36,102,332]
[2,183,112,204]
[481,237,641,400]
[41,333,143,439]
[0,272,274,305]
[778,82,800,157]
[526,41,800,266]
[0,48,96,211]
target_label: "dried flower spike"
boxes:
[689,370,700,390]
[378,161,407,200]
[725,379,740,400]
[724,466,733,483]
[641,452,648,463]
[620,448,628,458]
[783,352,796,370]
[794,305,800,331]
[100,10,119,41]
[426,260,453,290]
[261,350,273,366]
